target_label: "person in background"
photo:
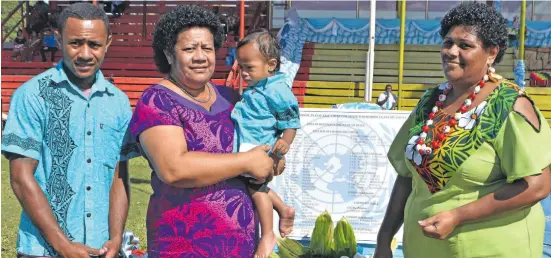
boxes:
[2,3,139,257]
[41,28,58,63]
[377,84,397,110]
[49,6,63,29]
[33,0,50,24]
[12,29,27,62]
[24,31,43,62]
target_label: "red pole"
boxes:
[240,0,245,40]
[238,0,245,94]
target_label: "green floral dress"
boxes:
[388,80,551,258]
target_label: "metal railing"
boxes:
[1,1,27,45]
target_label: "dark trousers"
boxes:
[41,47,57,62]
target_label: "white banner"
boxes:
[270,108,410,243]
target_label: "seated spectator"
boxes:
[24,31,43,62]
[12,29,27,62]
[377,84,398,110]
[41,28,57,63]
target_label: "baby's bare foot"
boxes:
[279,206,295,238]
[254,231,277,258]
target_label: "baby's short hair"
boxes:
[237,28,281,70]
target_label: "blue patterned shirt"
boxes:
[1,63,140,256]
[231,72,300,152]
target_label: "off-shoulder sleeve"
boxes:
[495,107,551,183]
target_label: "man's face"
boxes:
[58,17,111,81]
[386,85,392,92]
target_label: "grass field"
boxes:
[1,156,153,256]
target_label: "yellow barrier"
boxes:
[300,81,551,127]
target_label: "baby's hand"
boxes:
[272,138,290,156]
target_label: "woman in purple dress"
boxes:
[129,5,278,257]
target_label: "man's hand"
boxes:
[101,239,121,258]
[59,242,104,258]
[272,138,290,156]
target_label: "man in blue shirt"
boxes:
[543,193,551,257]
[40,28,58,63]
[1,3,139,258]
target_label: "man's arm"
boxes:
[106,161,130,255]
[391,94,398,110]
[8,154,100,257]
[377,93,389,106]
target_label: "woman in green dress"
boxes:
[374,2,551,258]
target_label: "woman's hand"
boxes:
[418,210,460,240]
[245,145,275,184]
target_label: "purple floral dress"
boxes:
[129,84,258,258]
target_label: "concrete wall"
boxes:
[525,47,551,72]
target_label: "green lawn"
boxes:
[1,157,153,256]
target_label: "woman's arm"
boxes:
[457,166,550,222]
[375,175,412,251]
[420,167,550,240]
[139,125,275,188]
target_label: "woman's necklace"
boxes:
[166,75,211,103]
[414,73,491,156]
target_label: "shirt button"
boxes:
[86,186,91,191]
[87,213,91,218]
[87,131,91,136]
[87,158,91,163]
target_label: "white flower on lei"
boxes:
[458,101,487,130]
[405,135,423,166]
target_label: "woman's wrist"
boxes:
[452,207,467,226]
[235,152,252,174]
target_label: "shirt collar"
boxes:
[253,72,287,88]
[54,62,109,94]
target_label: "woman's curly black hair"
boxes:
[152,5,224,74]
[440,2,508,64]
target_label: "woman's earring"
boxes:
[487,65,502,81]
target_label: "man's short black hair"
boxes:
[152,5,224,74]
[440,2,508,64]
[237,28,281,71]
[57,3,110,36]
